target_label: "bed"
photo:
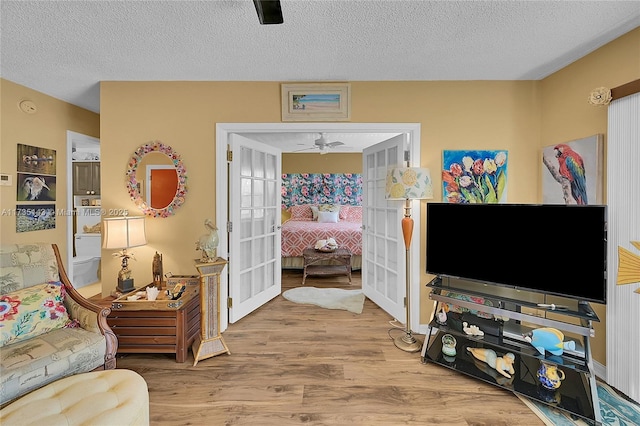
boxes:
[281,204,363,269]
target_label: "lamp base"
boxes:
[394,332,423,353]
[117,278,135,294]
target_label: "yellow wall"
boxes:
[0,79,100,265]
[99,80,541,306]
[2,27,638,369]
[538,27,640,365]
[283,153,362,173]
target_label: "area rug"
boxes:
[282,287,365,314]
[518,381,640,426]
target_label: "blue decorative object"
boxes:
[524,327,576,356]
[537,361,565,389]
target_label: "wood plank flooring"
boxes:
[114,269,543,425]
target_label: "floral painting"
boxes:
[282,173,362,208]
[541,134,603,205]
[442,150,508,204]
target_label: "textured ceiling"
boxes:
[2,0,639,116]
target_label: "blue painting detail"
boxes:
[442,150,508,203]
[282,173,362,209]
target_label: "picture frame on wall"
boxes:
[281,83,351,122]
[16,204,56,232]
[17,143,56,175]
[442,150,508,204]
[16,173,56,202]
[542,134,604,205]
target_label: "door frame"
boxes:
[215,122,422,333]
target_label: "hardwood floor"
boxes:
[114,269,543,425]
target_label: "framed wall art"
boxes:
[17,143,56,175]
[281,83,351,122]
[542,134,604,205]
[16,204,56,232]
[17,173,56,201]
[442,150,508,204]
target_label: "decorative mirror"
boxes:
[126,141,187,218]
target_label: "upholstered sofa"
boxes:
[0,243,117,406]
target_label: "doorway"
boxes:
[215,123,422,333]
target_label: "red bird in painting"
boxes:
[554,144,588,205]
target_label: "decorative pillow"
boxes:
[310,205,319,221]
[338,205,350,220]
[289,204,313,221]
[318,210,339,223]
[0,281,71,346]
[346,206,363,222]
[281,208,292,224]
[318,204,340,212]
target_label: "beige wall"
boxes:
[283,153,362,173]
[0,79,100,265]
[2,27,638,368]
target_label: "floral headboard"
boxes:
[282,173,362,209]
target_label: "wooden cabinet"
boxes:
[73,162,100,195]
[107,285,200,363]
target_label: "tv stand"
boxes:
[422,276,601,425]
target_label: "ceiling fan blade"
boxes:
[292,147,317,153]
[327,141,345,148]
[253,0,283,25]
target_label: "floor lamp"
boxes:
[385,166,433,352]
[102,216,147,294]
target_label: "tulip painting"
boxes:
[442,150,508,204]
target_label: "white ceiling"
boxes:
[2,1,639,151]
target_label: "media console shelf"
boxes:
[421,276,602,425]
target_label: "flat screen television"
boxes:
[426,203,607,304]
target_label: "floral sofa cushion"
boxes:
[0,327,106,405]
[0,281,71,346]
[0,243,117,406]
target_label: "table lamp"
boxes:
[385,166,433,352]
[102,216,147,293]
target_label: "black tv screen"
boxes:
[426,203,607,304]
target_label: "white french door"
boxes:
[362,134,408,324]
[228,135,282,322]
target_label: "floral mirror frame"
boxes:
[126,140,187,218]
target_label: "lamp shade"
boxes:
[102,216,147,249]
[385,167,433,200]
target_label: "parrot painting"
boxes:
[554,144,588,205]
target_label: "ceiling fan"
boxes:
[253,0,283,25]
[294,133,346,155]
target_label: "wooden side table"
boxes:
[302,247,352,285]
[192,258,230,366]
[105,284,200,363]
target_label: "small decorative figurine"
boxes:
[441,334,457,357]
[537,361,566,390]
[466,347,515,379]
[146,286,160,301]
[463,321,485,337]
[196,219,219,262]
[524,327,576,356]
[436,307,448,325]
[152,251,163,285]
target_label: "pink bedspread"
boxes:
[281,220,362,257]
